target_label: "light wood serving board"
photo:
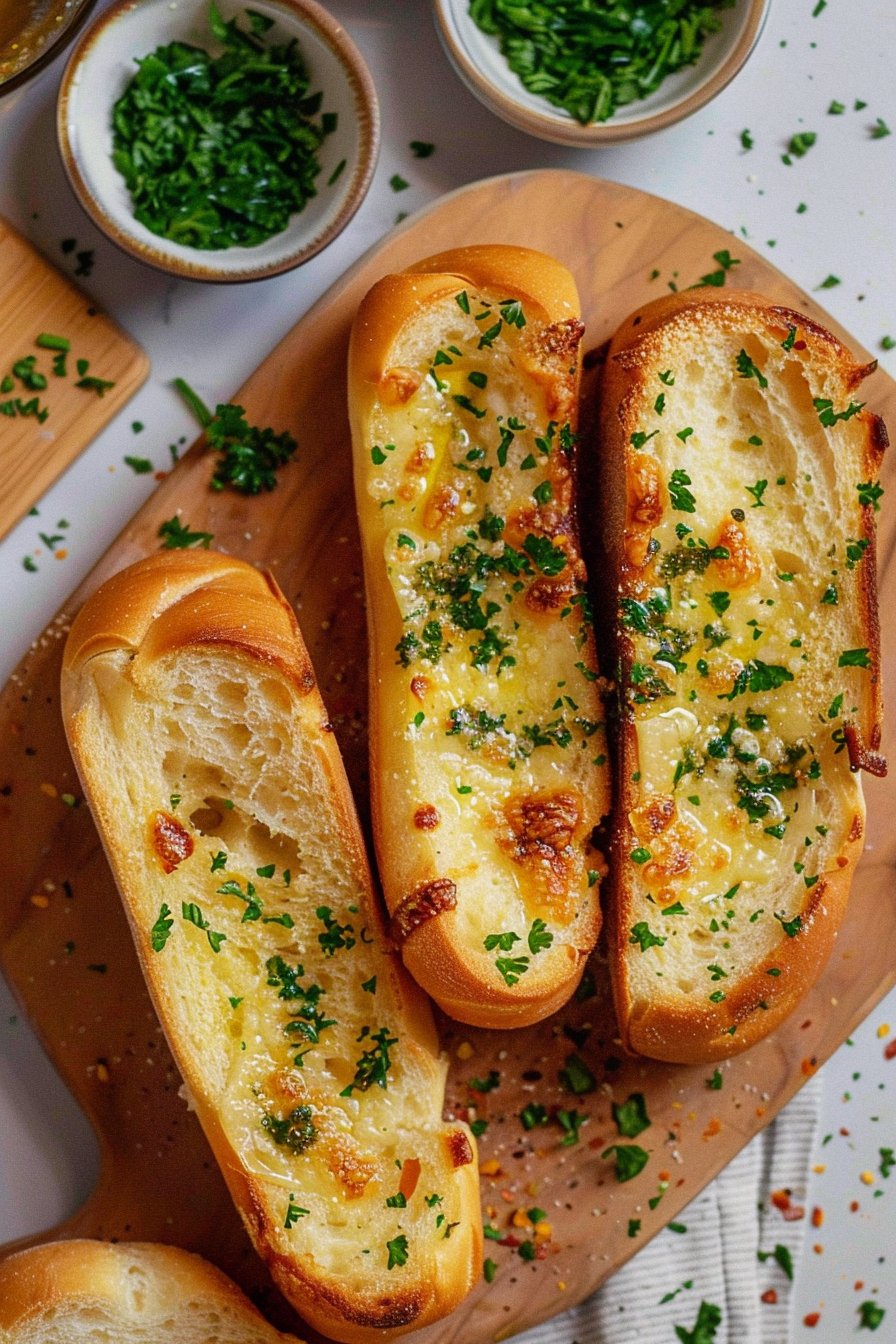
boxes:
[0,217,149,541]
[0,171,894,1342]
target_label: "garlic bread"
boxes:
[600,290,886,1063]
[61,551,481,1343]
[349,245,610,1029]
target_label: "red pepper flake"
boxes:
[702,1117,722,1140]
[884,1039,896,1060]
[771,1190,792,1212]
[855,1281,864,1291]
[804,1312,821,1328]
[812,1207,824,1228]
[782,1205,805,1221]
[840,1127,851,1136]
[801,1019,812,1029]
[801,1056,819,1076]
[813,1244,823,1254]
[761,1289,778,1304]
[850,1200,860,1212]
[498,1235,521,1248]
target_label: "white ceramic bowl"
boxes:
[58,0,379,281]
[433,0,770,147]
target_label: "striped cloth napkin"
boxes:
[518,1072,821,1344]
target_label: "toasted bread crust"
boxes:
[0,1240,296,1339]
[61,552,481,1343]
[599,291,886,1064]
[349,246,609,1028]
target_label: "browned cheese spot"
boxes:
[391,878,458,942]
[711,519,762,588]
[423,484,460,531]
[151,810,194,874]
[526,555,586,616]
[381,366,423,405]
[497,790,583,919]
[625,452,663,567]
[327,1135,377,1198]
[446,1129,474,1168]
[413,804,441,831]
[630,794,698,886]
[520,318,584,419]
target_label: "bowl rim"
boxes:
[432,0,770,147]
[0,0,100,100]
[56,0,380,283]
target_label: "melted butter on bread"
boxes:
[602,292,886,1062]
[350,248,610,1027]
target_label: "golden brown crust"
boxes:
[61,552,481,1344]
[0,1240,295,1338]
[349,246,607,1028]
[599,290,886,1065]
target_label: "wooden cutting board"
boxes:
[0,217,148,542]
[0,170,894,1342]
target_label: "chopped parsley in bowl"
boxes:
[433,0,769,146]
[58,0,379,281]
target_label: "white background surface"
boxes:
[0,1,894,1338]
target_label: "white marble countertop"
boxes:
[0,1,894,1338]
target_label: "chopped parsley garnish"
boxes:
[857,480,884,511]
[262,1105,317,1154]
[629,921,666,952]
[409,139,435,157]
[557,1108,587,1146]
[315,906,355,955]
[601,1143,649,1183]
[858,1301,886,1330]
[839,647,871,668]
[774,912,802,938]
[813,396,864,427]
[745,479,767,507]
[668,469,696,512]
[786,130,817,160]
[718,659,793,701]
[612,1092,650,1138]
[181,900,225,952]
[520,1102,549,1133]
[389,174,409,192]
[675,1301,722,1343]
[150,903,174,952]
[340,1026,398,1096]
[111,5,336,250]
[494,954,530,986]
[468,1070,500,1093]
[559,1053,596,1095]
[707,1068,723,1090]
[528,918,553,954]
[523,533,567,575]
[735,349,768,388]
[284,1195,309,1228]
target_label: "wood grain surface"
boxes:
[0,170,893,1343]
[0,216,149,542]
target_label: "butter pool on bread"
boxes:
[60,551,481,1344]
[348,245,610,1029]
[599,289,886,1064]
[0,1240,300,1344]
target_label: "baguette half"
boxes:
[600,290,887,1063]
[61,551,481,1343]
[349,245,610,1029]
[0,1240,299,1343]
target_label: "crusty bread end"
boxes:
[0,1241,296,1343]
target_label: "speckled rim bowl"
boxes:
[433,0,770,147]
[57,0,379,282]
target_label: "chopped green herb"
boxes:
[410,139,435,157]
[150,903,174,952]
[736,349,768,388]
[601,1143,649,1183]
[559,1053,596,1095]
[613,1092,650,1138]
[158,517,213,550]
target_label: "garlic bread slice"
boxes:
[349,246,610,1028]
[600,290,886,1063]
[61,551,481,1343]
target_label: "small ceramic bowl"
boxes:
[433,0,769,147]
[58,0,379,282]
